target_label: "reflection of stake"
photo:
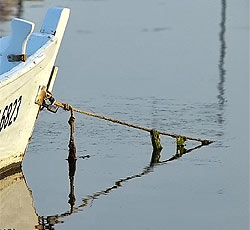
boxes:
[162,144,203,163]
[68,168,76,213]
[67,106,77,212]
[38,141,204,228]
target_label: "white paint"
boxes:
[0,8,70,172]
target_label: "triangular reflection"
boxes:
[0,142,203,229]
[37,142,203,228]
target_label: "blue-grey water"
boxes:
[0,0,249,229]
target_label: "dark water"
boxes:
[0,0,249,229]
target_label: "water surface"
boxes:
[0,0,249,229]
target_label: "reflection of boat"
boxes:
[0,142,202,229]
[0,8,70,173]
[0,168,39,229]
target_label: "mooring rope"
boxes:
[54,101,213,145]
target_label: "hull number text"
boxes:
[0,96,22,133]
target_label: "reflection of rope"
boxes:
[36,142,203,230]
[75,144,204,209]
[55,101,213,145]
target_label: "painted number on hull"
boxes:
[0,96,22,132]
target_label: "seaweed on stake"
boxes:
[150,129,163,165]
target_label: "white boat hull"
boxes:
[0,8,70,173]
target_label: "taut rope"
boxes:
[54,101,213,146]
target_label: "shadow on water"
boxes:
[217,0,227,124]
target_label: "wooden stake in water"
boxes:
[150,129,163,165]
[150,129,163,152]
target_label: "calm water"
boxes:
[0,0,249,229]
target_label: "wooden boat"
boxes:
[0,8,70,174]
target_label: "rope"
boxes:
[54,101,213,145]
[67,105,77,161]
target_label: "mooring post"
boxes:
[150,149,162,166]
[176,136,187,157]
[150,129,163,165]
[150,129,163,152]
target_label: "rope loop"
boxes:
[63,103,72,111]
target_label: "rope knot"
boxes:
[63,103,72,111]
